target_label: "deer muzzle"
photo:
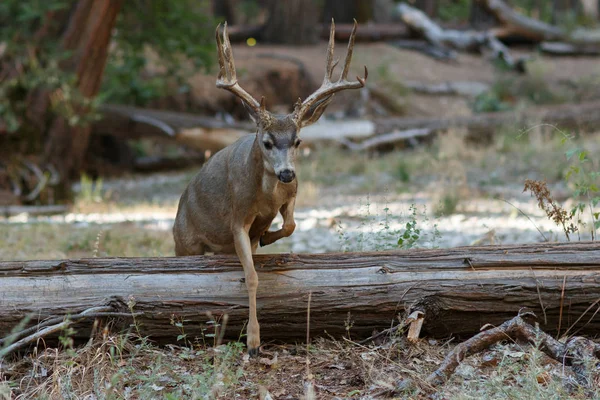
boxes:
[278,169,296,183]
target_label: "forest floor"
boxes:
[1,42,600,399]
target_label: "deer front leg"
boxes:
[233,225,261,356]
[260,198,296,247]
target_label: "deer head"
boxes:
[215,20,367,183]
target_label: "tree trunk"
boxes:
[262,0,320,44]
[323,0,374,23]
[43,0,123,200]
[580,0,599,20]
[470,0,498,30]
[552,0,578,24]
[415,0,437,17]
[1,242,599,344]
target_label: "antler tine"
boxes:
[222,22,236,82]
[324,19,336,83]
[215,21,262,111]
[340,19,358,81]
[293,19,367,127]
[215,23,226,81]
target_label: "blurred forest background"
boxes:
[2,0,600,206]
[1,3,600,397]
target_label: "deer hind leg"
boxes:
[233,225,261,356]
[260,198,296,247]
[175,238,206,256]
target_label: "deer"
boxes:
[173,20,367,356]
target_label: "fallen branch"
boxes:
[339,128,432,151]
[404,80,490,97]
[421,311,600,388]
[0,306,113,358]
[376,100,600,136]
[397,3,523,70]
[540,41,600,56]
[482,0,600,45]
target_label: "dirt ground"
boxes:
[1,42,600,399]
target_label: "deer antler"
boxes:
[216,22,268,119]
[293,19,368,127]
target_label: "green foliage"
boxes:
[562,137,600,239]
[337,200,440,252]
[104,0,215,105]
[0,0,216,136]
[472,64,567,113]
[437,0,471,22]
[76,174,104,204]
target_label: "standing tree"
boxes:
[0,0,214,204]
[580,0,599,21]
[323,0,374,23]
[262,0,320,44]
[43,0,124,200]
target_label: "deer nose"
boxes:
[278,169,295,183]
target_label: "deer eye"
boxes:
[294,139,302,148]
[263,141,273,150]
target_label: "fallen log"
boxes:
[225,23,411,43]
[96,100,600,152]
[1,242,599,347]
[376,100,600,136]
[481,0,600,45]
[403,80,490,97]
[397,3,523,70]
[540,41,600,56]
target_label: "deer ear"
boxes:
[298,95,334,128]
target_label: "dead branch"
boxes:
[421,311,600,388]
[397,3,523,70]
[339,128,432,151]
[0,306,113,358]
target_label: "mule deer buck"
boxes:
[173,20,367,355]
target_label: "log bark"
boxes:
[1,242,600,345]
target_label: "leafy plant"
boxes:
[103,0,216,106]
[337,199,440,252]
[563,142,600,240]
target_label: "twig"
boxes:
[531,268,547,325]
[0,306,119,357]
[499,198,548,241]
[562,297,600,338]
[305,291,312,376]
[338,128,432,151]
[557,275,567,339]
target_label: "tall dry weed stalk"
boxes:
[523,179,577,240]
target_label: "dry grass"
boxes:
[2,319,598,399]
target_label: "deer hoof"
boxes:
[259,236,265,247]
[248,347,260,357]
